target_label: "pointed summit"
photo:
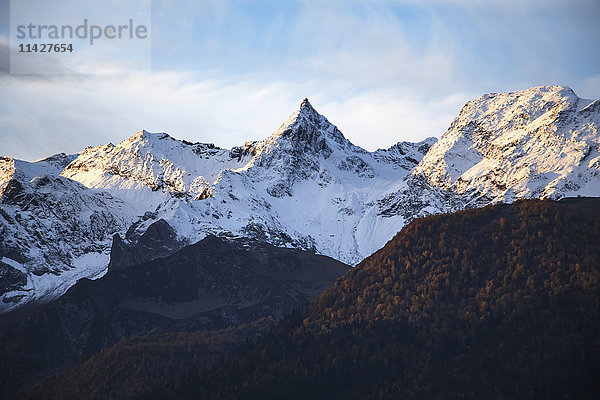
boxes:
[295,98,323,123]
[299,97,315,112]
[246,98,355,193]
[264,97,349,151]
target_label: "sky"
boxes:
[0,0,599,161]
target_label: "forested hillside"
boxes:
[165,198,600,399]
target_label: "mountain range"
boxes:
[1,85,599,314]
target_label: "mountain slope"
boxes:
[17,319,274,400]
[145,197,600,399]
[414,86,600,201]
[379,86,600,225]
[385,85,600,218]
[0,156,132,311]
[61,131,250,208]
[0,236,349,398]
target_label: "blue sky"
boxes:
[1,0,599,160]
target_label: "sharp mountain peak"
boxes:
[263,97,350,152]
[297,97,318,117]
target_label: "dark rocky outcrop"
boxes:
[108,219,186,271]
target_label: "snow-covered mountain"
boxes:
[60,98,435,264]
[1,85,599,312]
[0,155,133,308]
[377,85,600,220]
[416,85,600,201]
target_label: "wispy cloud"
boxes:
[0,56,467,160]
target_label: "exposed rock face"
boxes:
[0,261,26,294]
[108,219,187,271]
